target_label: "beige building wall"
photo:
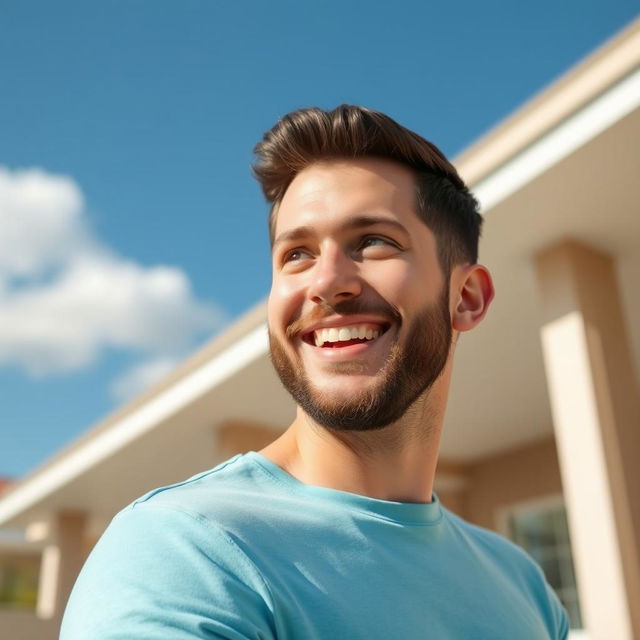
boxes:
[462,437,563,530]
[0,611,56,640]
[216,420,283,462]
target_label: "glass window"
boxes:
[505,499,582,629]
[0,553,40,611]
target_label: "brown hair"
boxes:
[252,104,482,272]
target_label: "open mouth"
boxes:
[302,323,391,348]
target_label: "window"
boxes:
[0,553,40,611]
[501,497,582,629]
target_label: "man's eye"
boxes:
[362,237,390,248]
[283,248,311,263]
[360,236,399,251]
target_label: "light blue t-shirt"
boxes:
[61,452,569,639]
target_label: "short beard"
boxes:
[269,286,452,432]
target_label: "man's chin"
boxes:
[306,375,381,401]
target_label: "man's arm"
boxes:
[60,504,277,640]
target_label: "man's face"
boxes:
[267,158,452,431]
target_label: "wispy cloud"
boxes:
[109,355,182,403]
[0,166,225,393]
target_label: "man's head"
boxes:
[253,106,493,432]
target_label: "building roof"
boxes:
[0,478,12,497]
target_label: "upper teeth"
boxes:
[314,326,381,347]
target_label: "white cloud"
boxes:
[0,166,225,384]
[0,167,87,279]
[109,356,181,403]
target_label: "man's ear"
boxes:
[451,264,495,332]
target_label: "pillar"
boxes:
[535,240,640,639]
[36,511,87,627]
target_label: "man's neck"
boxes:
[259,391,445,504]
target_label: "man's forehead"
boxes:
[274,158,417,236]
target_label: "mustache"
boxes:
[285,298,402,340]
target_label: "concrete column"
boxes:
[36,511,87,626]
[534,240,640,639]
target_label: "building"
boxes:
[1,18,639,640]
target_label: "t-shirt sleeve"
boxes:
[521,550,571,640]
[60,504,277,640]
[544,579,570,640]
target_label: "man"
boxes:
[61,105,569,639]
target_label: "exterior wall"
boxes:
[436,488,468,518]
[216,420,283,461]
[0,611,56,640]
[462,436,563,531]
[434,459,470,519]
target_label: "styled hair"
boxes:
[252,104,482,272]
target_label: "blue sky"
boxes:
[1,1,637,478]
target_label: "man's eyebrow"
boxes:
[344,215,409,236]
[273,215,409,249]
[272,225,314,250]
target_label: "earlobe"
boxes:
[451,264,495,333]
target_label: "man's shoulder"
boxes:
[86,452,280,589]
[443,507,569,637]
[122,452,269,522]
[61,453,279,640]
[442,506,557,591]
[445,507,528,557]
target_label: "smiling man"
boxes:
[61,106,569,639]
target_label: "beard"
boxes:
[269,286,452,432]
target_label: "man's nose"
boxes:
[307,248,362,305]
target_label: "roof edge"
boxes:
[0,299,268,505]
[455,17,640,185]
